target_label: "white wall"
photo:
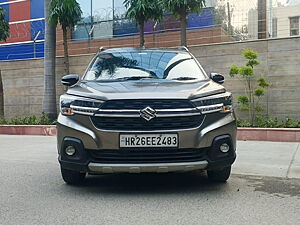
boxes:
[273,5,300,37]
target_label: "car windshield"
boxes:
[84,50,207,81]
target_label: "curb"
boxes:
[0,125,57,136]
[1,125,300,142]
[237,127,300,142]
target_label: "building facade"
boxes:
[0,0,229,61]
[0,0,44,61]
[73,0,216,40]
[248,2,300,39]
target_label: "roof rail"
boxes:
[99,46,106,52]
[178,46,190,52]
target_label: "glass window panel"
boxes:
[290,17,299,36]
[272,18,277,38]
[291,29,299,36]
[290,17,299,28]
[84,51,206,81]
[93,21,113,39]
[73,0,92,40]
[113,19,137,36]
[73,24,89,40]
[167,59,204,80]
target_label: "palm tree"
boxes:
[159,0,206,46]
[0,7,9,41]
[49,0,82,75]
[0,7,9,118]
[43,0,57,119]
[124,0,163,47]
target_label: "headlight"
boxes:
[60,95,103,116]
[192,92,233,114]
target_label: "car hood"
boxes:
[66,79,226,101]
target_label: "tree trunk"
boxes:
[62,26,70,75]
[43,0,57,120]
[0,70,4,119]
[180,11,187,47]
[139,21,145,47]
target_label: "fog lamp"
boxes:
[65,145,76,156]
[220,143,230,153]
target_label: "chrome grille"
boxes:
[91,115,204,131]
[91,99,204,131]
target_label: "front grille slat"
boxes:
[101,100,194,110]
[91,116,203,130]
[89,149,207,164]
[92,99,203,131]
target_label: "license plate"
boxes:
[120,134,178,148]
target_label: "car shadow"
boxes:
[70,171,230,195]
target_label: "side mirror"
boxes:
[61,74,80,87]
[210,73,224,84]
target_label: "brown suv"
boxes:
[57,47,237,185]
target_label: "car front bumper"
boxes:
[58,145,236,174]
[57,111,237,174]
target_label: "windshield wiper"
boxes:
[171,77,198,81]
[115,76,156,81]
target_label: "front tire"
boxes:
[60,167,86,185]
[207,166,231,182]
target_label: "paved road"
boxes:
[0,135,299,225]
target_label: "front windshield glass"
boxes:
[84,50,207,81]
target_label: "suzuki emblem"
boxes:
[140,106,156,121]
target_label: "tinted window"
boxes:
[84,51,207,81]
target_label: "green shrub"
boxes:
[39,113,57,125]
[255,115,281,128]
[0,114,56,125]
[0,117,7,125]
[9,115,39,125]
[230,49,270,125]
[282,117,300,128]
[240,115,300,128]
[237,119,252,127]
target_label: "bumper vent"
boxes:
[89,149,207,164]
